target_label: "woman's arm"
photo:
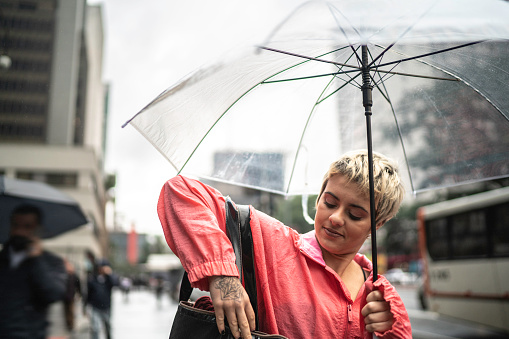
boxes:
[158,176,255,339]
[157,175,239,290]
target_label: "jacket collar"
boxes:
[300,230,373,271]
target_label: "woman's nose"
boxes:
[329,209,345,226]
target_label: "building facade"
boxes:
[0,0,109,260]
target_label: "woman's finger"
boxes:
[365,290,384,303]
[235,305,253,339]
[365,319,394,333]
[225,306,241,338]
[214,306,226,334]
[364,303,393,325]
[245,301,256,332]
[362,299,390,316]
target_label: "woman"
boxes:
[158,150,412,339]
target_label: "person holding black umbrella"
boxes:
[158,150,411,339]
[0,204,68,339]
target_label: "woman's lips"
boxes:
[323,227,343,238]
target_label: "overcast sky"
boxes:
[89,0,309,235]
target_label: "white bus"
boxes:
[417,186,509,333]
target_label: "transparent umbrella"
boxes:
[124,0,509,279]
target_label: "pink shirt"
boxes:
[158,175,412,339]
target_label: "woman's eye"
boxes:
[349,213,362,221]
[324,200,335,208]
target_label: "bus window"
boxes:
[492,202,509,256]
[427,218,449,260]
[451,210,488,258]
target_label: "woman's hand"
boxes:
[209,276,256,339]
[361,289,395,333]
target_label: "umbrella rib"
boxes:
[310,44,366,101]
[326,2,363,65]
[262,52,366,85]
[367,44,459,83]
[286,76,338,194]
[177,83,267,175]
[262,47,362,85]
[368,48,401,86]
[250,69,455,86]
[317,71,362,105]
[367,48,417,194]
[375,69,459,81]
[367,1,441,68]
[376,44,509,123]
[180,48,361,180]
[261,69,361,84]
[261,46,355,84]
[259,46,361,70]
[259,1,312,49]
[375,41,485,69]
[335,47,364,89]
[372,78,417,193]
[363,43,458,82]
[371,78,391,104]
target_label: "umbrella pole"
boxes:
[361,45,378,283]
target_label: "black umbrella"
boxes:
[0,176,89,243]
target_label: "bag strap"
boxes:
[238,203,258,329]
[225,198,243,283]
[223,198,259,329]
[178,198,259,330]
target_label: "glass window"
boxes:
[16,172,35,180]
[46,173,78,187]
[492,202,509,257]
[451,210,488,258]
[427,218,449,260]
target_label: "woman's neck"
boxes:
[321,249,357,278]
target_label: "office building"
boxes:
[0,0,109,259]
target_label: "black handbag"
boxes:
[169,198,288,339]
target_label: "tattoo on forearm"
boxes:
[214,277,243,302]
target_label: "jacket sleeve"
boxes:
[29,252,67,306]
[370,276,412,339]
[157,175,239,290]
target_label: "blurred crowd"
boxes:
[0,205,117,339]
[0,204,186,339]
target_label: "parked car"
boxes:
[383,268,418,285]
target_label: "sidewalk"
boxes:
[47,300,90,339]
[48,288,177,339]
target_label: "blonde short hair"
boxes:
[316,150,405,226]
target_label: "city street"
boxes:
[110,288,175,338]
[62,285,508,339]
[68,288,175,338]
[392,285,508,339]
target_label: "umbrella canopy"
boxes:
[125,0,509,197]
[0,176,89,244]
[124,0,509,279]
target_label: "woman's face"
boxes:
[314,174,376,259]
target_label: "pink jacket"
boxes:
[158,175,412,339]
